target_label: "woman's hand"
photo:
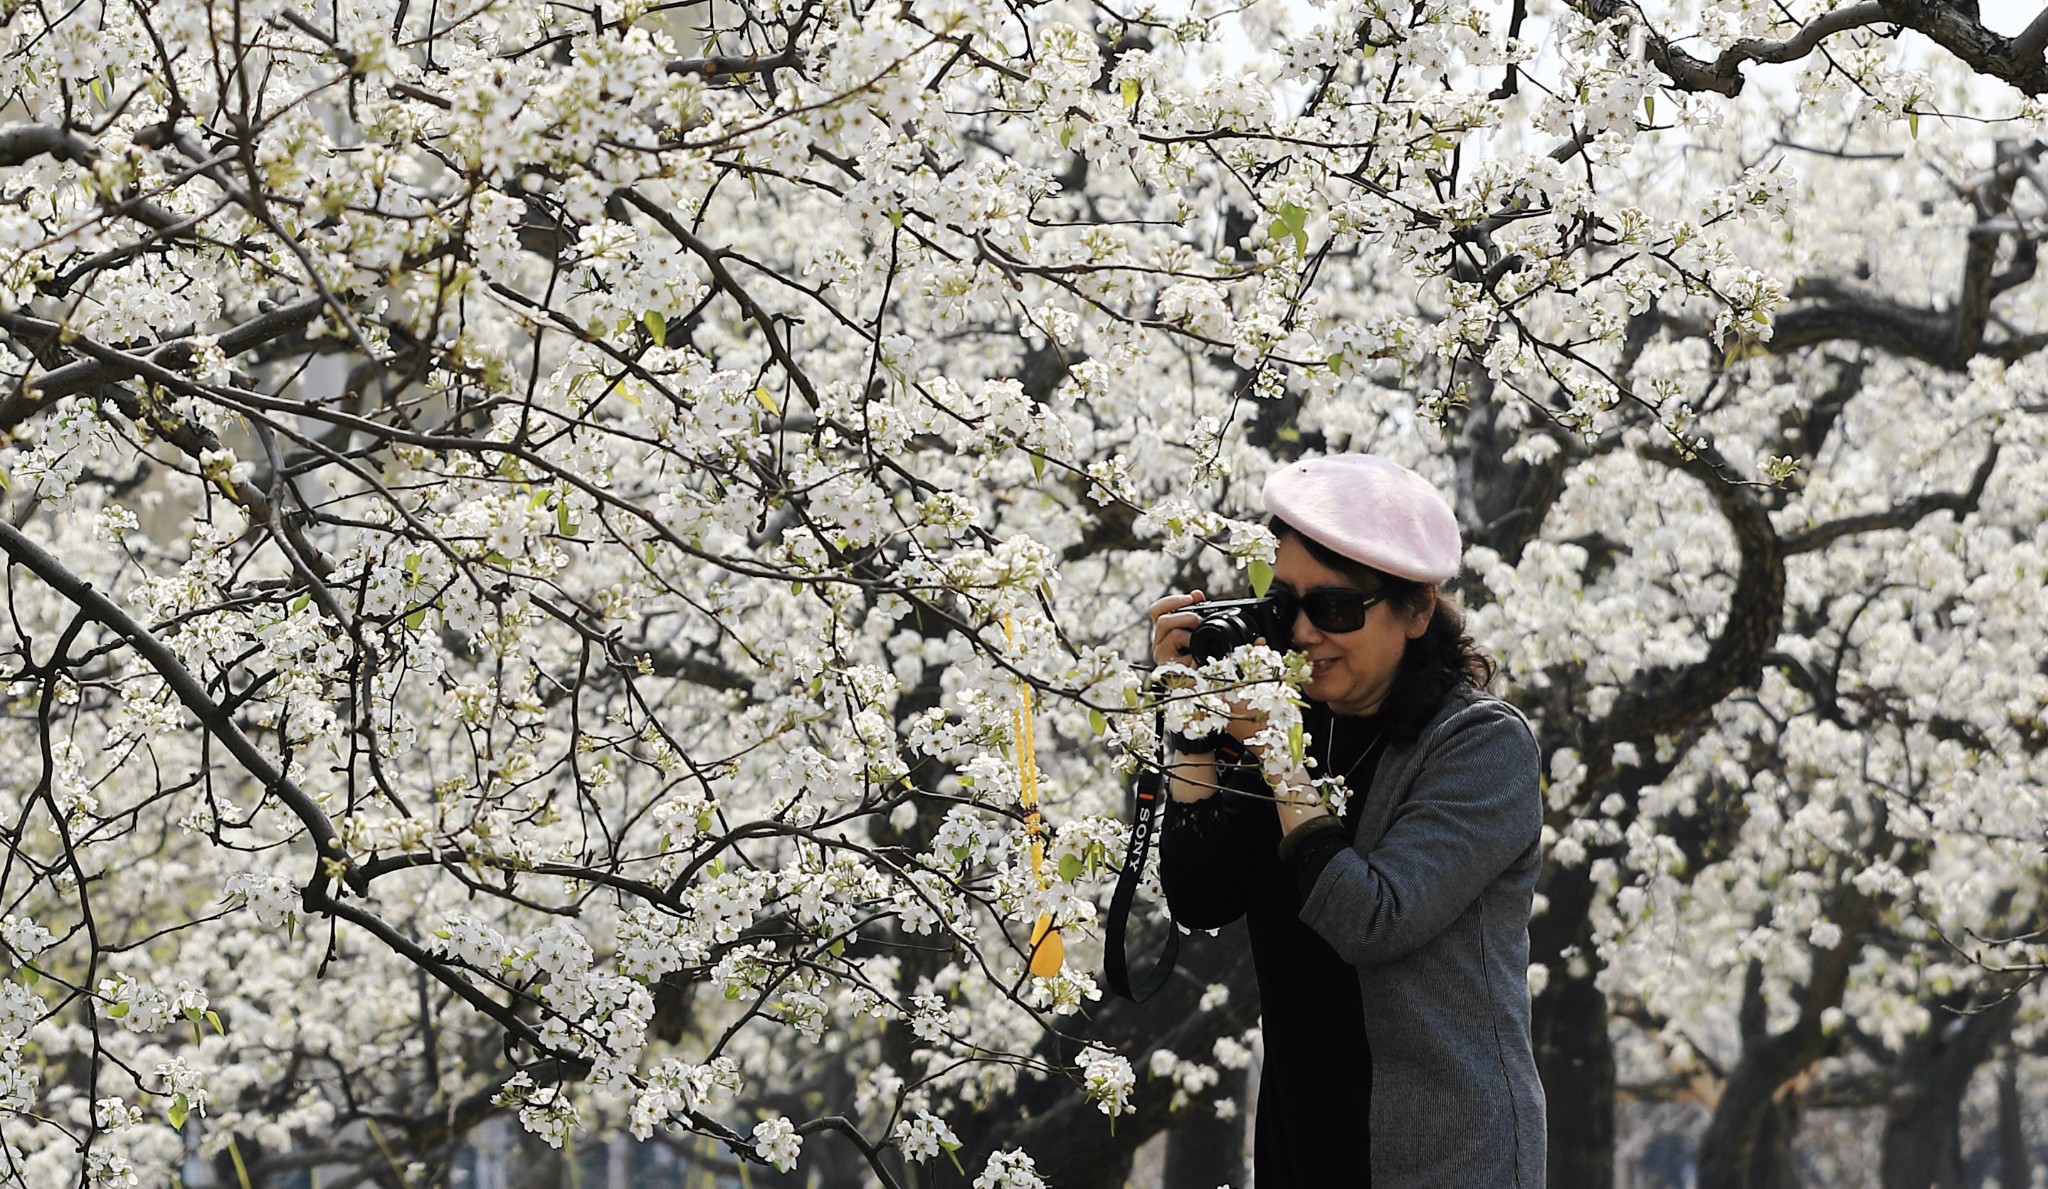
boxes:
[1150,591,1269,744]
[1275,778,1331,834]
[1147,590,1206,667]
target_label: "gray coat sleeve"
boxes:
[1297,704,1541,967]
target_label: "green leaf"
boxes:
[1248,558,1273,597]
[1908,111,1919,138]
[1269,202,1309,256]
[1088,708,1107,736]
[643,310,666,346]
[185,1006,204,1023]
[1642,95,1655,124]
[108,1001,130,1019]
[290,593,312,615]
[168,1093,189,1129]
[1031,452,1047,481]
[1120,78,1139,108]
[19,963,38,985]
[828,939,846,958]
[556,502,576,538]
[404,607,428,630]
[1058,854,1084,882]
[206,1010,225,1035]
[754,386,780,415]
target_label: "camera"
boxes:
[1186,595,1295,663]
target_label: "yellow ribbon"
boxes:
[1005,614,1065,978]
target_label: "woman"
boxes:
[1150,453,1545,1189]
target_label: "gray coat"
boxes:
[1298,686,1547,1188]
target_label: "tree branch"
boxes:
[0,124,99,168]
[1782,442,1999,554]
[1571,0,2048,96]
[0,297,327,429]
[794,1117,907,1189]
[1590,441,1785,757]
[0,519,352,903]
[667,50,801,77]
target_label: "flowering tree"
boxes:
[3,0,2047,1185]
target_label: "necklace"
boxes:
[1320,716,1386,793]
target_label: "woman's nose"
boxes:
[1291,609,1321,644]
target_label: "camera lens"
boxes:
[1188,611,1250,663]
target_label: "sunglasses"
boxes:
[1271,585,1389,635]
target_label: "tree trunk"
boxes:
[935,921,1261,1188]
[1998,1044,2027,1189]
[1162,1068,1250,1189]
[1750,1085,1803,1189]
[1880,996,2019,1189]
[1695,892,1874,1189]
[1697,1060,1808,1189]
[1535,969,1616,1189]
[1532,866,1616,1189]
[1162,1117,1247,1189]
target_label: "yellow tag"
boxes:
[1007,613,1064,980]
[1028,916,1065,978]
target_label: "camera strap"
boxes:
[1103,726,1179,1002]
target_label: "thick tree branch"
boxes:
[0,124,184,230]
[0,297,327,428]
[0,519,353,901]
[1772,279,1965,368]
[1589,441,1785,757]
[1577,0,2048,95]
[2017,4,2048,61]
[1876,0,2048,94]
[1568,0,1885,96]
[667,50,801,77]
[0,124,99,168]
[1782,442,1999,554]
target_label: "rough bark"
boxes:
[1694,889,1874,1189]
[1532,862,1616,1189]
[933,923,1261,1188]
[1162,1076,1250,1189]
[1997,1044,2027,1189]
[1879,995,2021,1189]
[1568,0,2048,96]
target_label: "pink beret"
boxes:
[1261,454,1461,583]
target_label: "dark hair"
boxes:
[1269,517,1498,744]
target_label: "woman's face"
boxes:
[1272,533,1434,717]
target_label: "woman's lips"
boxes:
[1310,658,1338,677]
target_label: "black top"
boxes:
[1158,704,1390,1189]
